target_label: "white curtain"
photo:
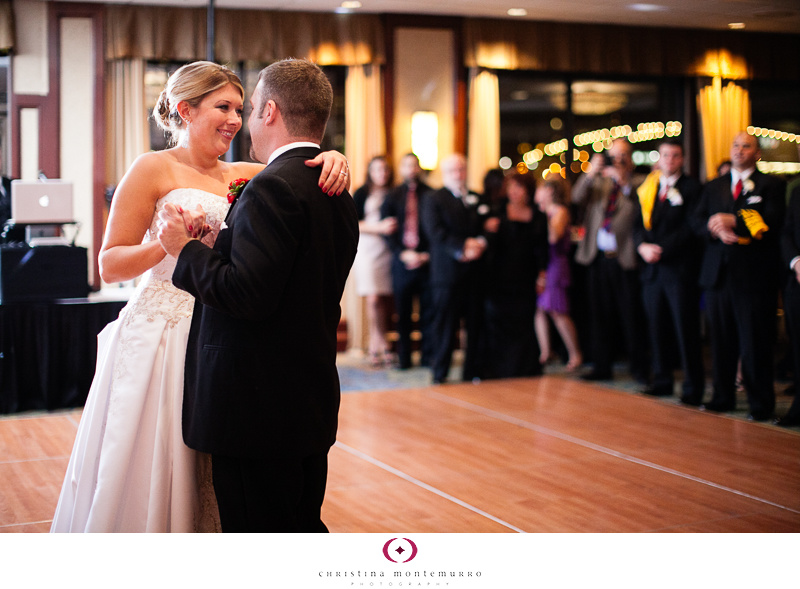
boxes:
[343,64,386,353]
[107,59,147,184]
[467,68,500,192]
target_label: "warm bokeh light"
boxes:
[749,126,800,143]
[411,111,438,170]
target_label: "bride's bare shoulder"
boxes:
[126,149,176,177]
[229,161,265,179]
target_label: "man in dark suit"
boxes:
[380,153,434,369]
[778,184,800,426]
[573,138,649,384]
[692,131,786,421]
[159,59,359,531]
[421,153,490,384]
[633,139,705,404]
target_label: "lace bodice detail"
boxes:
[146,189,229,279]
[120,188,230,328]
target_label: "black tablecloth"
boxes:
[0,299,126,414]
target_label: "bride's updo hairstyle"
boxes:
[153,61,244,146]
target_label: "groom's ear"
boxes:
[263,99,278,124]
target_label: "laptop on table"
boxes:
[9,180,74,246]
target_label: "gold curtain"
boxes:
[343,63,386,352]
[697,77,751,181]
[106,59,147,185]
[105,6,384,66]
[0,0,13,52]
[467,68,500,192]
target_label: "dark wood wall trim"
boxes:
[10,95,45,179]
[48,2,105,289]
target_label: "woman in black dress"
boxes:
[483,171,549,378]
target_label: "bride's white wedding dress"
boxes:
[51,189,229,532]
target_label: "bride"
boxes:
[50,61,350,532]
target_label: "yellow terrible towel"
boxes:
[636,170,660,230]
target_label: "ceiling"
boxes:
[64,0,800,34]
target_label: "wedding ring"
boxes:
[339,171,347,176]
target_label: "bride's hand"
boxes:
[306,150,350,196]
[180,204,209,239]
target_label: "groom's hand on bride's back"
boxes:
[157,202,201,257]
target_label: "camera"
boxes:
[601,152,613,167]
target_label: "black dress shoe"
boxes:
[641,387,672,397]
[748,411,773,422]
[680,395,703,407]
[774,413,800,427]
[581,371,612,381]
[432,377,447,385]
[701,400,735,412]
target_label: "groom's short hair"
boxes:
[255,59,333,142]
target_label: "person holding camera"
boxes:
[572,138,649,384]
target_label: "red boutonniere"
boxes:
[227,178,250,204]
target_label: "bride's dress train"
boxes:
[51,189,229,532]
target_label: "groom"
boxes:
[158,59,359,532]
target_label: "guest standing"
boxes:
[483,171,549,378]
[534,177,582,371]
[779,183,800,426]
[572,138,649,384]
[692,131,786,420]
[352,155,397,366]
[380,153,433,369]
[422,154,490,384]
[633,139,705,404]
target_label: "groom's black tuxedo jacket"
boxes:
[691,169,785,292]
[174,147,359,458]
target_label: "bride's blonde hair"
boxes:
[153,61,244,146]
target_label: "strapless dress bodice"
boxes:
[121,188,230,328]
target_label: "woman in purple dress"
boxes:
[534,178,583,370]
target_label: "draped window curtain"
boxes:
[467,68,500,193]
[105,6,384,66]
[697,77,751,181]
[0,0,13,52]
[107,59,147,185]
[343,63,385,353]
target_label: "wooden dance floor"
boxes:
[1,375,799,533]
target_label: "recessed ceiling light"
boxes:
[728,22,746,29]
[507,8,528,17]
[628,4,668,12]
[335,1,361,13]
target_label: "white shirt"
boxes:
[267,141,320,165]
[731,167,755,194]
[659,172,680,194]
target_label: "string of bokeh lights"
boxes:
[500,121,799,179]
[500,121,683,178]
